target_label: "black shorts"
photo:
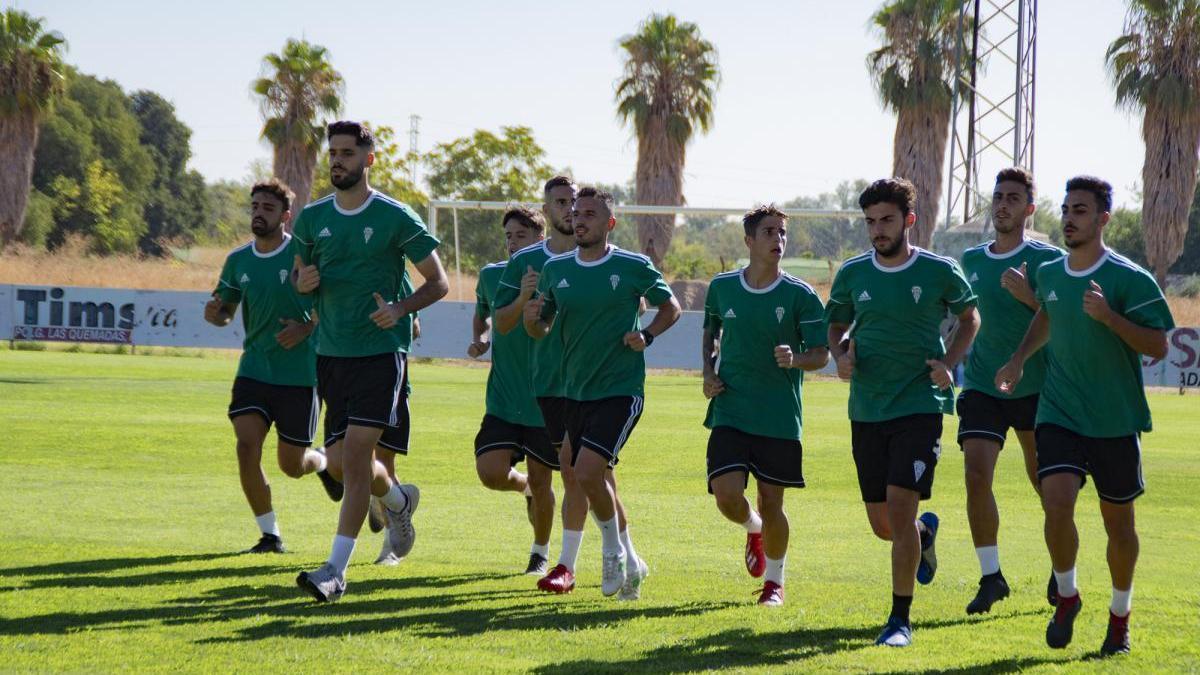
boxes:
[1035,424,1144,504]
[706,426,804,493]
[227,376,319,446]
[563,396,644,468]
[474,414,559,469]
[536,396,568,448]
[957,390,1038,448]
[851,414,943,503]
[317,353,408,446]
[375,397,410,455]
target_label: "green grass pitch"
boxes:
[0,349,1197,672]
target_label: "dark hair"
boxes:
[995,167,1036,203]
[544,175,576,194]
[742,203,788,237]
[1065,175,1113,213]
[326,120,375,148]
[502,205,545,233]
[575,186,615,215]
[250,178,294,212]
[859,177,917,216]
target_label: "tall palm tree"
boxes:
[0,9,65,246]
[616,13,719,266]
[868,0,965,248]
[252,38,344,215]
[1108,0,1200,287]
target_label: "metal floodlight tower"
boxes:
[944,0,1037,234]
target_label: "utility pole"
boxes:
[408,114,421,186]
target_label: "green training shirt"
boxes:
[825,248,978,423]
[291,190,439,358]
[536,246,674,401]
[476,260,544,427]
[494,241,569,398]
[703,269,828,440]
[961,239,1064,398]
[1034,250,1174,437]
[215,234,316,387]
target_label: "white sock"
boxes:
[530,542,550,558]
[765,556,786,586]
[254,511,280,537]
[619,527,638,565]
[523,483,532,498]
[593,513,624,556]
[327,534,355,575]
[559,529,584,571]
[1111,586,1133,617]
[742,511,763,534]
[1054,567,1078,598]
[380,483,408,511]
[976,545,1000,576]
[311,450,327,473]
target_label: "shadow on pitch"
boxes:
[0,553,297,592]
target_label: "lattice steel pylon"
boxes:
[943,0,1037,235]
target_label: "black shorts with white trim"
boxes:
[474,414,559,469]
[317,353,408,445]
[1035,423,1144,504]
[563,396,644,468]
[705,426,805,493]
[536,396,568,449]
[956,389,1038,449]
[851,413,943,503]
[228,376,319,447]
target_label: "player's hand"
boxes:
[1001,261,1034,305]
[836,338,856,381]
[294,254,320,293]
[412,316,422,339]
[370,292,406,329]
[204,292,228,326]
[523,296,544,324]
[275,318,310,349]
[467,340,489,358]
[926,358,953,389]
[703,372,725,398]
[1082,280,1114,326]
[995,358,1024,394]
[623,331,647,352]
[519,265,539,302]
[774,344,796,369]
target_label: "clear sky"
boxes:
[17,0,1145,214]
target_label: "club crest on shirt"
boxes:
[775,307,785,323]
[279,269,288,284]
[610,274,620,290]
[363,227,374,243]
[911,286,922,303]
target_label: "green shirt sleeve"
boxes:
[797,289,828,348]
[825,266,855,325]
[494,257,523,309]
[536,265,558,322]
[944,260,977,315]
[702,281,721,332]
[638,259,673,306]
[290,209,314,265]
[215,253,242,305]
[1120,269,1175,330]
[474,275,490,320]
[393,204,440,263]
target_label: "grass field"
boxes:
[1,349,1198,673]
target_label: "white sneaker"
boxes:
[295,562,345,603]
[617,556,648,601]
[374,535,401,566]
[600,550,627,597]
[386,484,420,559]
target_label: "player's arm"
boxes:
[995,308,1050,393]
[494,264,538,335]
[1001,261,1039,310]
[623,297,682,352]
[827,322,856,381]
[1083,280,1169,359]
[701,325,725,398]
[401,252,450,315]
[204,292,237,327]
[778,344,830,372]
[275,316,315,349]
[927,306,979,389]
[468,281,491,358]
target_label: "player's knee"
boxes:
[475,459,510,491]
[277,454,305,479]
[712,487,743,515]
[527,467,553,495]
[964,461,992,491]
[758,493,785,518]
[573,462,606,489]
[867,514,892,540]
[234,439,261,462]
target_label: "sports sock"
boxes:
[975,545,1000,576]
[523,484,533,498]
[380,483,408,512]
[619,527,639,565]
[1054,567,1078,598]
[327,534,355,575]
[255,511,280,537]
[764,556,785,586]
[559,529,584,571]
[742,510,763,534]
[530,542,550,559]
[1111,586,1132,618]
[593,513,623,555]
[312,450,328,473]
[891,594,913,623]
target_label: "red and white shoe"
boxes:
[757,581,784,606]
[745,532,766,578]
[537,563,576,594]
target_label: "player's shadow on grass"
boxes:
[0,553,250,591]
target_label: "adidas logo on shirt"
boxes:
[1047,290,1058,302]
[724,308,736,319]
[557,278,570,289]
[240,273,250,284]
[858,290,872,302]
[318,228,332,238]
[969,272,979,283]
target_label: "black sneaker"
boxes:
[966,572,1010,614]
[1047,571,1058,606]
[524,552,548,575]
[1100,612,1131,656]
[916,512,939,585]
[1046,594,1082,648]
[243,533,286,554]
[314,448,343,502]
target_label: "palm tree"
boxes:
[1108,0,1200,287]
[868,0,965,248]
[252,38,344,215]
[0,9,65,246]
[616,13,719,266]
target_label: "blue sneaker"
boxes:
[874,616,912,647]
[916,511,939,585]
